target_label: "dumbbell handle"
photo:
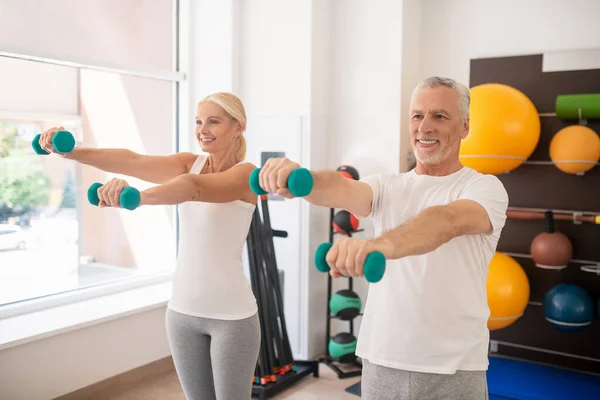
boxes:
[314,242,386,283]
[249,167,314,197]
[87,182,141,211]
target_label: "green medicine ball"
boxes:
[328,332,357,363]
[329,290,362,320]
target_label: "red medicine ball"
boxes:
[336,165,359,180]
[333,210,359,235]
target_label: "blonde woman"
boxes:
[39,92,261,399]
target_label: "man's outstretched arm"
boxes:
[327,199,499,278]
[373,199,494,259]
[258,158,374,218]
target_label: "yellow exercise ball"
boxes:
[460,83,541,174]
[486,252,530,331]
[549,125,600,174]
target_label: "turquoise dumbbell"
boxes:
[87,182,141,211]
[32,130,76,155]
[249,167,314,197]
[314,242,386,283]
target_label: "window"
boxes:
[0,1,184,310]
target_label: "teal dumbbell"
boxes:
[87,182,141,211]
[249,167,314,197]
[32,131,76,155]
[314,242,386,283]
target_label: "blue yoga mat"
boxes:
[487,356,600,400]
[344,357,600,399]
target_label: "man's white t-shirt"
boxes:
[356,166,509,374]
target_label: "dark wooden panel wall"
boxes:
[470,54,600,375]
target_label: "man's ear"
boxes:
[461,117,470,139]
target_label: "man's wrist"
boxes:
[371,237,394,259]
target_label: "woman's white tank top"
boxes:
[167,154,258,320]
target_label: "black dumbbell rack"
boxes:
[319,207,364,379]
[248,196,320,399]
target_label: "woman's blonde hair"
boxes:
[199,92,247,160]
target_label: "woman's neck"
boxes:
[205,148,239,173]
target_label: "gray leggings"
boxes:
[165,308,261,400]
[362,359,488,400]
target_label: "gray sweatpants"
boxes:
[165,308,261,400]
[362,359,488,400]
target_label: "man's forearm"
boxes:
[373,206,458,259]
[304,170,350,208]
[302,170,373,218]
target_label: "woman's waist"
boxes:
[176,253,244,267]
[173,260,248,280]
[171,269,254,300]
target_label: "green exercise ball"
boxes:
[328,332,357,363]
[329,290,362,320]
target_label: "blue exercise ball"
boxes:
[543,284,594,332]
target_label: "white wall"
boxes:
[0,307,170,400]
[418,0,600,85]
[328,0,403,176]
[185,0,236,152]
[237,0,311,116]
[399,0,422,172]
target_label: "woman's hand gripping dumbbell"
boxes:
[314,238,387,283]
[32,127,76,155]
[87,179,141,211]
[249,158,314,197]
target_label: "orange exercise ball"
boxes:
[549,125,600,174]
[460,83,541,174]
[486,252,530,331]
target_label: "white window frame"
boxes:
[0,0,190,324]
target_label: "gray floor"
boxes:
[106,362,361,400]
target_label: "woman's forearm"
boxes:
[139,174,198,206]
[65,147,139,174]
[64,148,191,184]
[138,165,255,206]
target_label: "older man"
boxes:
[259,76,508,399]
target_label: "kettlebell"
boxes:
[530,211,573,270]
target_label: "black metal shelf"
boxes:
[321,207,364,380]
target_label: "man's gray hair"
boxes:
[411,76,470,122]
